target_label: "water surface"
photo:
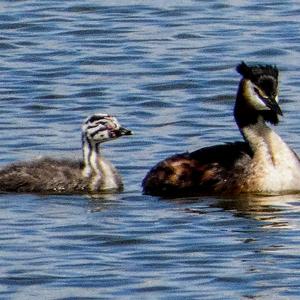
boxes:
[1,0,300,299]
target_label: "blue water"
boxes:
[1,0,300,299]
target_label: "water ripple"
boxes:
[0,0,300,299]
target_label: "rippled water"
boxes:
[1,0,300,299]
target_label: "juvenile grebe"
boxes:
[143,62,300,196]
[0,113,132,194]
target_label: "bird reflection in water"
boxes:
[176,193,300,229]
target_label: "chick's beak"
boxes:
[115,127,132,137]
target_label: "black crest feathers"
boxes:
[236,61,278,82]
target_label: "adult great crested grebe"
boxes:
[0,113,132,194]
[143,62,300,196]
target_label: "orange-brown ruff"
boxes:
[142,62,300,196]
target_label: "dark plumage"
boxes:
[0,158,85,194]
[236,61,278,83]
[142,142,252,196]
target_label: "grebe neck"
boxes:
[82,134,101,178]
[241,116,288,166]
[82,134,119,191]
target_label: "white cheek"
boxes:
[245,81,270,111]
[111,118,120,129]
[249,93,269,111]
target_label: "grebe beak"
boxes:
[265,97,283,116]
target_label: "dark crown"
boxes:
[236,61,278,99]
[236,61,278,82]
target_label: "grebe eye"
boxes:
[254,87,268,100]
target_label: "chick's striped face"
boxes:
[82,113,132,144]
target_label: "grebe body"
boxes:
[143,62,300,196]
[0,114,132,194]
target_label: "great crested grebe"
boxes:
[0,113,132,194]
[143,62,300,196]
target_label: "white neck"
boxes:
[242,116,277,164]
[82,136,98,178]
[241,116,290,165]
[241,116,300,192]
[82,136,120,191]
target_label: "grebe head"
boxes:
[236,61,282,125]
[82,113,132,145]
